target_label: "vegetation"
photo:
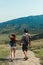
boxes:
[0,34,9,44]
[0,44,10,65]
[0,34,10,65]
[0,34,43,65]
[0,14,43,65]
[29,39,43,65]
[0,15,43,34]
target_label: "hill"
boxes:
[0,15,43,34]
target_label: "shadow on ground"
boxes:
[0,57,24,62]
[0,58,11,62]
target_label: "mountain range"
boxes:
[0,15,43,34]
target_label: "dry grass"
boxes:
[29,39,43,65]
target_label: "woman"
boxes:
[9,33,16,60]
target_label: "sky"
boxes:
[0,0,43,23]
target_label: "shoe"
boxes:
[24,56,28,60]
[10,59,13,62]
[10,58,14,62]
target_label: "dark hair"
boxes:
[11,33,16,37]
[24,29,28,33]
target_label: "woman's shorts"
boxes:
[11,46,16,50]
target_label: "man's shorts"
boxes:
[22,44,28,51]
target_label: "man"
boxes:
[21,29,31,60]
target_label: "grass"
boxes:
[16,35,43,65]
[0,44,10,65]
[29,39,43,65]
[0,45,9,58]
[0,34,9,44]
[0,34,43,65]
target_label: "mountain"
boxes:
[0,15,43,34]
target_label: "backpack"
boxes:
[22,33,30,46]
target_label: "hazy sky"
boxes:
[0,0,43,22]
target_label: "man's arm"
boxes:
[29,36,31,46]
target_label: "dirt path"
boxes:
[8,49,41,65]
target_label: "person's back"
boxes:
[12,34,16,43]
[22,33,31,46]
[21,29,31,60]
[9,34,16,46]
[9,33,16,60]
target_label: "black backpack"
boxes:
[22,34,30,46]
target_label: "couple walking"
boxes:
[9,29,31,61]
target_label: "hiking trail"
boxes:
[8,49,41,65]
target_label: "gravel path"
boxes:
[8,49,41,65]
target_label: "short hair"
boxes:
[24,29,28,33]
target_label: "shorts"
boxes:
[11,46,16,50]
[22,44,28,51]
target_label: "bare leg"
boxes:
[23,51,27,57]
[11,48,14,59]
[13,48,16,58]
[23,50,28,60]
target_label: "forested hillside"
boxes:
[0,15,43,34]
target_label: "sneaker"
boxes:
[10,58,14,62]
[24,56,28,60]
[10,59,13,62]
